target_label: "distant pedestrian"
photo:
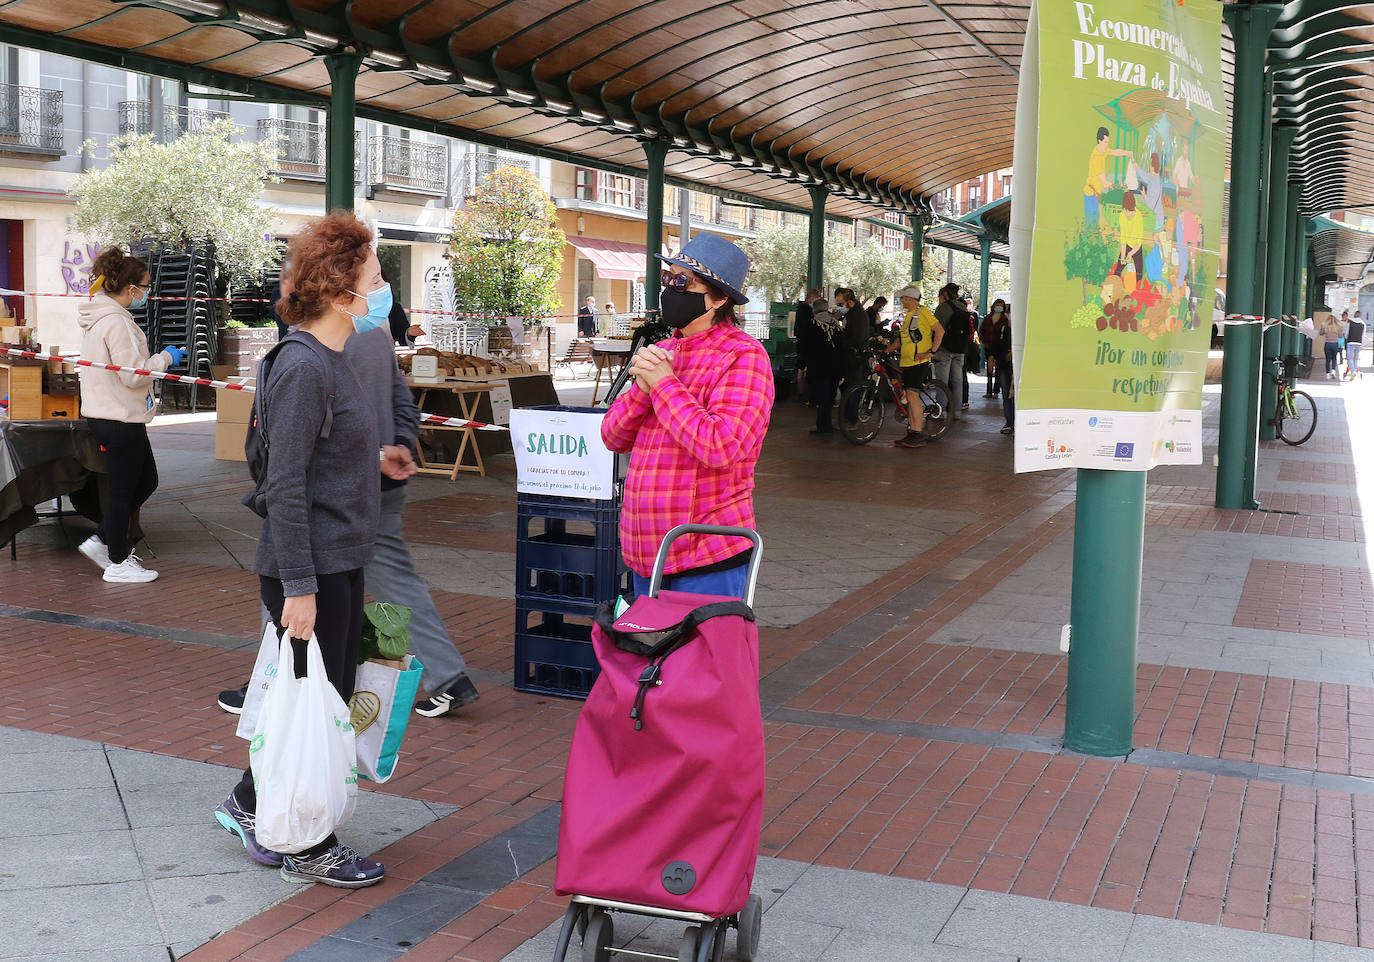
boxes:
[890,284,942,449]
[990,300,1015,433]
[577,295,598,338]
[1346,312,1365,380]
[979,305,1001,398]
[793,287,819,398]
[76,247,186,584]
[807,298,845,434]
[601,302,618,337]
[1323,313,1344,378]
[834,287,870,390]
[932,283,972,422]
[866,296,888,329]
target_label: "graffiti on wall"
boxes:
[61,242,102,295]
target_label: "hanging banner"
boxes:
[1010,0,1224,472]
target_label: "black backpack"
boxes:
[242,333,336,519]
[941,306,972,353]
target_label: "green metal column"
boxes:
[1258,123,1294,442]
[978,234,992,315]
[910,214,926,283]
[324,52,362,213]
[643,139,668,320]
[1065,469,1146,756]
[1216,3,1282,510]
[1282,181,1304,357]
[807,186,827,293]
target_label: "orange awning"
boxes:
[568,237,647,282]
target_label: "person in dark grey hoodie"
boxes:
[215,213,407,890]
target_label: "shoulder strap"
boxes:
[257,333,338,445]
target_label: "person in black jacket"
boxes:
[793,287,819,397]
[991,300,1015,434]
[835,287,870,389]
[577,295,598,338]
[808,298,845,434]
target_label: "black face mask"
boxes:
[660,285,709,330]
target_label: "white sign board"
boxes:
[510,407,616,500]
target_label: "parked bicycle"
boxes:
[839,355,952,444]
[1268,353,1317,446]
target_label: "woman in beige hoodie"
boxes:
[76,247,185,583]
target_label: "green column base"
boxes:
[1216,325,1261,510]
[1065,469,1145,757]
[1258,325,1282,441]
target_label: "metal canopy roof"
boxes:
[1307,216,1374,283]
[0,0,1029,222]
[3,0,1374,284]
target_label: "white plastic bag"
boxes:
[235,622,281,741]
[250,631,358,853]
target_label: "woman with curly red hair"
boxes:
[216,211,402,889]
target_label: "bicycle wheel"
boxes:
[839,383,884,444]
[920,382,953,440]
[1277,389,1317,445]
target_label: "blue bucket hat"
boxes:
[657,233,751,304]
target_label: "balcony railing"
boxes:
[369,135,447,194]
[118,101,233,141]
[0,83,64,156]
[257,118,363,181]
[463,151,535,196]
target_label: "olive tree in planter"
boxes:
[447,165,563,364]
[71,118,282,374]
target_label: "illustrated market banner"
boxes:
[1009,0,1224,472]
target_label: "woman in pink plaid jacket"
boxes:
[602,234,774,598]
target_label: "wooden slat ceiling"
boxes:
[1309,220,1374,283]
[0,0,1370,283]
[0,0,1029,221]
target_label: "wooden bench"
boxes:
[553,338,595,378]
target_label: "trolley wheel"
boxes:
[581,910,613,962]
[1277,389,1317,445]
[677,925,701,962]
[839,383,884,444]
[709,920,729,962]
[736,894,762,961]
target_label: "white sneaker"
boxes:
[103,555,158,583]
[78,535,111,571]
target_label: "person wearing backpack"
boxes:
[932,283,971,422]
[215,212,407,890]
[75,247,187,583]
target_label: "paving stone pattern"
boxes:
[1,384,1373,959]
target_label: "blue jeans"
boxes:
[632,562,749,600]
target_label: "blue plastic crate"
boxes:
[514,604,600,699]
[516,535,630,612]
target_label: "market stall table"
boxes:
[590,339,633,404]
[0,418,111,555]
[410,380,497,479]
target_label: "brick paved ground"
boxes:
[4,379,1374,960]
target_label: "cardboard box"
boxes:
[214,368,255,461]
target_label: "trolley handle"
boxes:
[648,524,764,606]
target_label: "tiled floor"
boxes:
[3,381,1374,960]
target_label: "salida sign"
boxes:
[509,407,616,500]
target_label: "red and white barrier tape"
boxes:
[0,347,508,432]
[0,289,769,320]
[1221,313,1304,330]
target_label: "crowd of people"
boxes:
[792,281,1015,445]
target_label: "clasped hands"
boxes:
[630,344,674,391]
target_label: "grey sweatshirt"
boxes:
[252,332,380,596]
[345,326,420,488]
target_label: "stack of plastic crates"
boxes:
[515,492,629,698]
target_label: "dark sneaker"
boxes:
[214,792,284,867]
[281,844,385,888]
[898,435,928,449]
[414,674,480,717]
[217,684,247,714]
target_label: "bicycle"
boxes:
[839,355,952,444]
[1268,353,1317,446]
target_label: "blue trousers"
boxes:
[632,562,749,600]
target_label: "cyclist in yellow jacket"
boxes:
[891,284,943,449]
